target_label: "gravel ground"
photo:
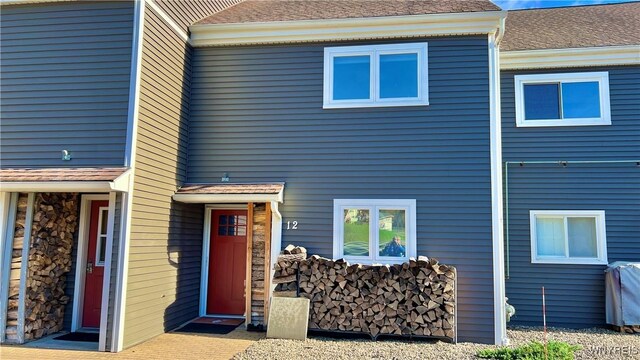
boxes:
[234,326,639,360]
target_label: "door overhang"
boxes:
[172,183,284,204]
[0,168,131,193]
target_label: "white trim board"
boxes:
[500,45,640,70]
[488,34,507,346]
[0,193,18,343]
[99,192,117,351]
[190,11,506,47]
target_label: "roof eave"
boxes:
[190,10,507,47]
[0,169,131,193]
[173,193,284,204]
[501,45,640,70]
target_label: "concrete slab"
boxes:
[23,332,98,351]
[266,297,310,341]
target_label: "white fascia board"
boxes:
[173,193,284,204]
[501,45,640,70]
[190,11,507,47]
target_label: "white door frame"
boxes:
[71,194,110,332]
[198,204,247,317]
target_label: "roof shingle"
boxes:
[177,183,284,195]
[196,0,500,25]
[501,2,640,51]
[0,168,128,182]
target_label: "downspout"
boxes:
[489,13,508,345]
[495,16,506,46]
[503,159,640,279]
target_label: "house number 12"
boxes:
[286,221,298,230]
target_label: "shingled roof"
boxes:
[196,0,501,25]
[501,2,640,51]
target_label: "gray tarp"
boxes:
[605,261,640,326]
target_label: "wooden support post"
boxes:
[17,193,35,344]
[0,193,18,343]
[263,202,272,326]
[245,203,254,328]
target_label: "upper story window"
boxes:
[515,72,611,127]
[323,43,428,109]
[530,210,607,265]
[333,199,417,264]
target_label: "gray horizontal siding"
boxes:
[0,1,134,168]
[501,66,640,328]
[189,36,495,343]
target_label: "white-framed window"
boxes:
[333,199,417,264]
[95,207,109,266]
[514,72,611,127]
[530,210,607,265]
[323,43,428,109]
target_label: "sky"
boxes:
[492,0,637,10]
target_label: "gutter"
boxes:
[190,10,508,47]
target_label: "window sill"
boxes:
[517,118,611,127]
[531,258,608,265]
[340,258,410,265]
[323,100,429,109]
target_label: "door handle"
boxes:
[86,261,94,274]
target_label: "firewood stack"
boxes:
[298,255,456,341]
[272,244,307,297]
[24,193,78,340]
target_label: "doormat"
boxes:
[54,332,99,342]
[190,317,244,326]
[174,321,243,335]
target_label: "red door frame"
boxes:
[81,200,109,328]
[206,209,248,315]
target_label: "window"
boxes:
[514,72,611,127]
[530,210,607,265]
[95,207,109,266]
[323,43,428,108]
[333,199,416,263]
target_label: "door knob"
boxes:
[86,261,94,274]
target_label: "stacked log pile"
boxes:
[298,256,456,341]
[24,193,78,341]
[272,245,306,298]
[5,193,29,342]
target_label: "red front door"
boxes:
[82,200,109,328]
[207,210,248,315]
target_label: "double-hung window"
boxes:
[333,199,416,264]
[323,43,428,108]
[530,210,607,265]
[514,72,611,127]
